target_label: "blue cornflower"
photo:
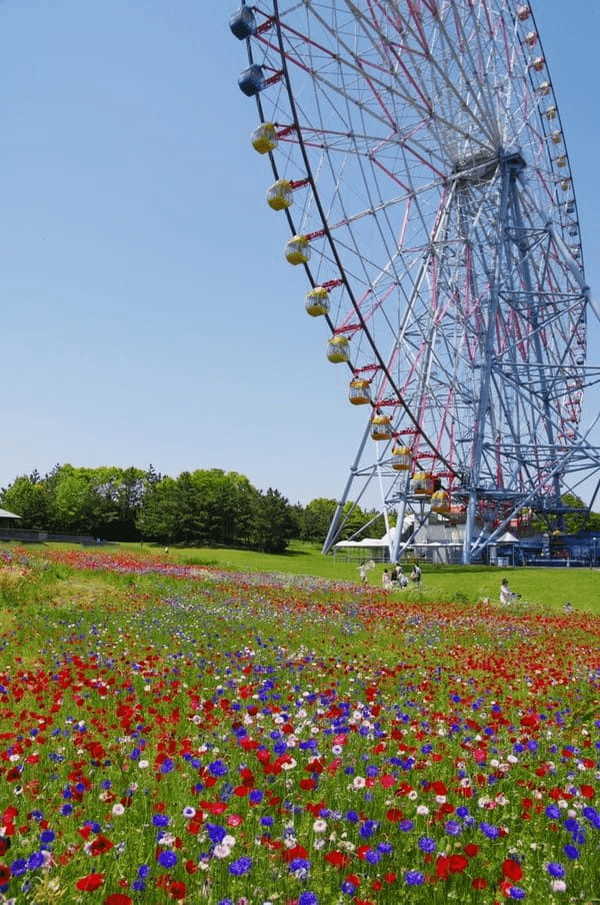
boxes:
[152,814,170,827]
[378,842,393,854]
[10,860,27,877]
[365,850,381,864]
[445,820,462,836]
[341,880,357,894]
[260,816,274,827]
[27,852,44,871]
[39,831,55,844]
[217,900,234,905]
[360,820,378,838]
[159,758,174,774]
[209,759,228,777]
[206,823,226,844]
[547,862,565,878]
[398,819,414,832]
[60,804,73,816]
[228,857,253,876]
[456,806,470,818]
[545,804,560,819]
[405,870,425,885]
[289,857,310,873]
[132,880,146,892]
[418,836,436,853]
[157,850,177,869]
[564,844,579,860]
[508,887,526,899]
[298,893,318,905]
[479,821,500,839]
[249,789,263,804]
[345,810,359,822]
[137,865,150,878]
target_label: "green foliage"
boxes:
[252,487,296,553]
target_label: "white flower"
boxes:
[551,880,566,892]
[408,790,418,801]
[182,806,196,819]
[313,819,327,833]
[213,843,231,859]
[138,759,149,769]
[281,758,297,771]
[352,776,366,789]
[112,803,125,816]
[416,805,429,816]
[435,795,446,805]
[507,754,518,764]
[223,834,236,848]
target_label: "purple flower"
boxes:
[206,823,226,844]
[27,852,44,870]
[298,894,318,905]
[398,819,414,832]
[228,857,253,876]
[39,831,55,843]
[563,844,579,860]
[209,759,228,777]
[509,888,526,900]
[10,860,27,877]
[152,814,170,827]
[445,820,462,836]
[157,850,177,869]
[405,870,425,886]
[289,857,310,873]
[341,880,357,895]
[419,836,436,853]
[159,758,174,774]
[547,862,565,879]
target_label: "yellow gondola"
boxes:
[391,445,411,470]
[267,179,293,211]
[431,489,450,514]
[285,235,311,265]
[412,471,434,496]
[327,335,350,363]
[305,287,330,317]
[348,378,370,405]
[251,122,278,154]
[371,414,392,441]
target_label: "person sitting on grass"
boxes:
[499,577,520,606]
[382,568,391,590]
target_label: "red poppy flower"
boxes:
[502,859,523,882]
[169,881,186,899]
[76,874,105,892]
[325,850,350,869]
[104,895,132,905]
[90,835,114,856]
[449,854,469,873]
[472,877,488,889]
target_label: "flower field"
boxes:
[0,548,598,905]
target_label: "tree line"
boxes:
[0,465,385,553]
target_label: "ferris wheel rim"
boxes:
[268,0,462,477]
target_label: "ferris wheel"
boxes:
[229,0,600,564]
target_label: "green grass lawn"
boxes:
[5,539,598,614]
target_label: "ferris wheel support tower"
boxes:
[230,1,600,564]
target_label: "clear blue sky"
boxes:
[1,1,599,504]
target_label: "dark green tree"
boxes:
[253,488,296,553]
